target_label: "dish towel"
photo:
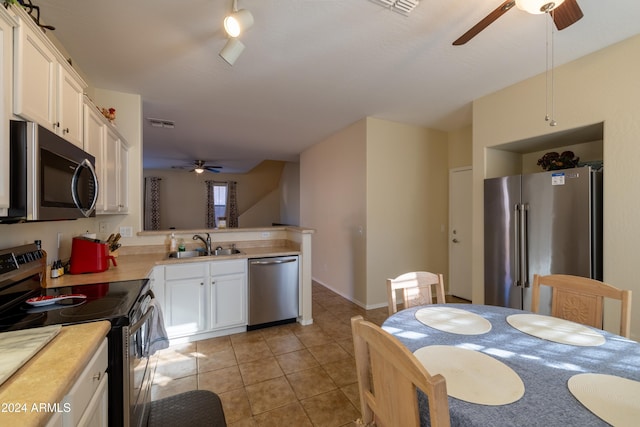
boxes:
[147,299,170,356]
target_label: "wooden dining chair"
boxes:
[531,274,632,338]
[351,315,450,427]
[387,271,446,316]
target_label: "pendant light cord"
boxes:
[546,11,557,126]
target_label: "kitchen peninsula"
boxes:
[48,226,315,330]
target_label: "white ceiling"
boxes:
[35,0,640,172]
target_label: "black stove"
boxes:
[0,243,154,427]
[0,243,147,332]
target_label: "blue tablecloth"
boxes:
[382,304,640,427]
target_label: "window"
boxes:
[212,182,228,226]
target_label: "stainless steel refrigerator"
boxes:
[484,166,602,313]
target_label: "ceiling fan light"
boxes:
[515,0,564,14]
[194,167,205,174]
[223,9,254,37]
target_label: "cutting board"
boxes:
[0,325,62,386]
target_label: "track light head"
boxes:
[223,9,254,37]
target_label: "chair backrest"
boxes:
[351,315,450,427]
[531,274,632,338]
[387,271,446,316]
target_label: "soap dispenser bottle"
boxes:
[169,233,178,252]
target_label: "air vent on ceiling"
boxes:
[147,118,175,129]
[369,0,420,15]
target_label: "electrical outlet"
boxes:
[119,226,133,238]
[99,222,107,233]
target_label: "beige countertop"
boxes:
[0,321,110,427]
[46,245,300,288]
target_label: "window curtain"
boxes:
[227,181,238,228]
[144,177,161,230]
[205,180,216,228]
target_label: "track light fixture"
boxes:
[223,0,254,37]
[219,38,245,66]
[219,0,253,66]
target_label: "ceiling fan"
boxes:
[453,0,584,46]
[171,160,222,174]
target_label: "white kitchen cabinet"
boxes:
[118,141,129,213]
[56,64,85,147]
[60,338,108,427]
[161,259,247,340]
[0,8,16,217]
[164,262,209,338]
[103,126,119,212]
[83,97,129,215]
[210,260,247,329]
[12,6,86,147]
[100,125,129,214]
[83,99,106,211]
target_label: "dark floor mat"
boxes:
[147,390,227,427]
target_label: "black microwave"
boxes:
[1,120,99,223]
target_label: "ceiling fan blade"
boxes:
[205,166,222,173]
[453,0,516,46]
[552,0,583,31]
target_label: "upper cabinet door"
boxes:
[57,64,85,148]
[0,9,16,214]
[12,7,87,147]
[83,100,106,212]
[13,15,56,130]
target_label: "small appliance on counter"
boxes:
[69,236,117,274]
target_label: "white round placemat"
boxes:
[413,345,524,405]
[506,314,605,346]
[414,306,492,335]
[568,373,640,426]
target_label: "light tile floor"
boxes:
[151,281,468,426]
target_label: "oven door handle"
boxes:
[129,304,154,336]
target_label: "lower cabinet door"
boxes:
[165,278,207,337]
[76,372,108,427]
[211,273,246,329]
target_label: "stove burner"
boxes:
[58,297,125,318]
[0,312,46,330]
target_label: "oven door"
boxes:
[128,294,155,427]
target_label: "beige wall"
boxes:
[300,117,449,308]
[300,119,367,304]
[472,34,640,339]
[448,125,472,169]
[279,162,300,226]
[143,160,287,230]
[366,118,449,306]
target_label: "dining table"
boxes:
[382,304,640,427]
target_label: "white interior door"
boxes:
[449,168,472,300]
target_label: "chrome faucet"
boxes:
[192,233,212,255]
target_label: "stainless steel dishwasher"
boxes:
[248,256,299,330]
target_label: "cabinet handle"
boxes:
[200,282,204,286]
[63,127,69,134]
[54,122,60,128]
[93,372,102,381]
[211,280,216,285]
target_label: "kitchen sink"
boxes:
[168,248,243,258]
[168,250,206,259]
[212,248,243,256]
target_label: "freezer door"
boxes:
[484,175,523,309]
[522,167,596,312]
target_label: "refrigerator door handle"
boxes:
[521,203,530,287]
[514,203,522,287]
